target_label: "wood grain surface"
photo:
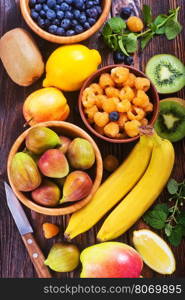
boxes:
[0,0,185,278]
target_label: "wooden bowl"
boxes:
[20,0,111,44]
[7,121,103,216]
[79,64,160,143]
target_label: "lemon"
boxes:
[133,229,176,274]
[43,44,102,92]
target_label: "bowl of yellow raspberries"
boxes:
[79,65,160,143]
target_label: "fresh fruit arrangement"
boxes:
[29,0,102,36]
[82,66,154,139]
[9,126,96,208]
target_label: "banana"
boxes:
[97,134,175,242]
[65,135,154,240]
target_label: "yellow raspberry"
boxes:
[104,122,119,138]
[102,98,117,113]
[94,112,109,127]
[94,124,105,135]
[85,105,98,120]
[127,16,144,33]
[124,120,141,137]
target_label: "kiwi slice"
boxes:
[155,98,185,142]
[146,54,185,94]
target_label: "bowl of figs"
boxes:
[7,121,103,215]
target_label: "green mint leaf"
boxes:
[149,23,157,32]
[142,5,153,25]
[167,179,179,195]
[176,211,185,226]
[154,203,169,215]
[165,223,173,237]
[108,17,126,34]
[125,33,138,53]
[118,36,129,56]
[141,32,154,49]
[154,15,168,34]
[143,209,167,229]
[168,224,183,247]
[165,18,182,40]
[102,23,112,37]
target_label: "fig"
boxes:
[38,149,69,178]
[31,179,61,207]
[45,243,80,272]
[26,127,61,155]
[10,152,41,192]
[59,136,72,154]
[67,138,95,170]
[60,171,93,204]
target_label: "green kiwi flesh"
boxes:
[154,98,185,142]
[146,54,185,94]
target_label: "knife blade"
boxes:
[4,182,51,278]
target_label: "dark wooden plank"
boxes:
[0,0,185,278]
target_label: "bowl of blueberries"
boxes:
[20,0,111,44]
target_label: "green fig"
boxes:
[26,127,61,155]
[45,243,80,272]
[31,179,61,207]
[67,138,95,170]
[10,152,41,192]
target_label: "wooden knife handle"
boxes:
[22,233,52,278]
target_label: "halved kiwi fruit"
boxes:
[146,54,185,94]
[154,98,185,142]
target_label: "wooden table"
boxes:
[0,0,185,278]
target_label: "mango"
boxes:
[67,138,95,170]
[10,152,41,191]
[38,149,69,178]
[26,127,61,155]
[80,242,143,278]
[60,171,93,204]
[31,179,61,207]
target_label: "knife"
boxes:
[4,182,52,278]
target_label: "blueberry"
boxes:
[75,25,83,34]
[35,4,42,12]
[30,9,39,20]
[124,55,134,65]
[29,0,37,8]
[71,19,78,27]
[73,9,80,19]
[87,7,98,18]
[74,0,84,10]
[66,29,75,36]
[38,0,46,3]
[79,13,86,24]
[84,22,90,30]
[56,0,62,4]
[109,112,120,122]
[65,0,73,4]
[44,19,51,27]
[37,17,45,28]
[86,1,94,8]
[47,0,56,9]
[88,18,96,26]
[120,7,132,19]
[48,24,58,34]
[40,9,46,18]
[56,5,61,10]
[43,4,49,11]
[93,0,100,4]
[61,18,71,29]
[60,2,69,11]
[56,27,66,36]
[95,5,102,15]
[56,10,64,19]
[113,51,125,64]
[46,9,56,20]
[52,19,60,26]
[65,11,73,20]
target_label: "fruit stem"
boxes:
[23,118,33,128]
[139,126,154,136]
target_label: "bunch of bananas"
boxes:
[65,132,175,241]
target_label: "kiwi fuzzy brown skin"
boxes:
[154,98,185,142]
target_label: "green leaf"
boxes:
[102,23,112,37]
[176,211,185,226]
[149,23,157,32]
[142,5,153,25]
[125,33,138,53]
[165,18,182,40]
[165,223,173,237]
[154,15,168,34]
[141,32,154,49]
[108,17,126,34]
[155,203,169,215]
[118,36,129,56]
[168,225,183,247]
[143,209,167,229]
[167,179,179,195]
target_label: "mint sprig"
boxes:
[143,178,185,247]
[102,6,182,54]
